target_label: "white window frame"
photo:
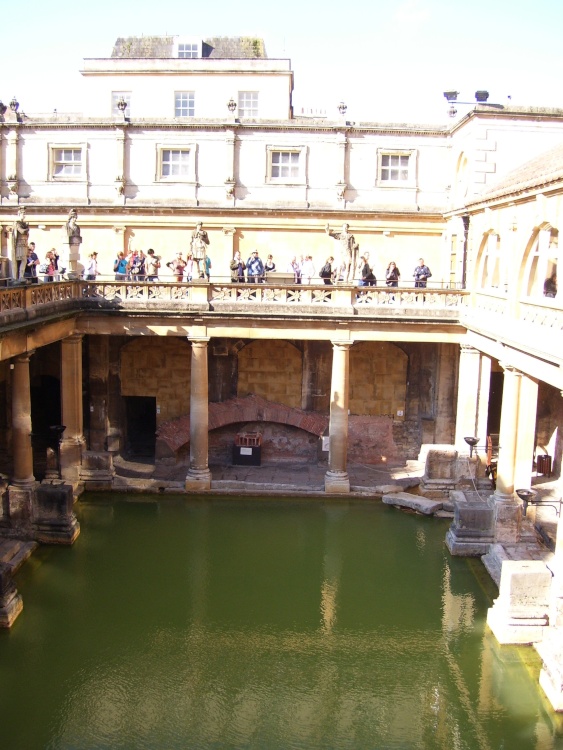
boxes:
[156,143,197,183]
[111,91,132,117]
[238,91,259,118]
[266,146,307,185]
[377,149,417,187]
[174,91,195,118]
[174,38,201,58]
[48,144,87,181]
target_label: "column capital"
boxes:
[460,344,478,353]
[188,337,210,346]
[499,362,522,376]
[330,340,353,349]
[13,350,35,364]
[222,226,236,236]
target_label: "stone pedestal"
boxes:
[80,451,115,490]
[486,560,551,644]
[492,495,522,544]
[445,490,494,556]
[6,484,35,527]
[33,483,80,544]
[0,563,23,628]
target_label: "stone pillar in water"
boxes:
[325,341,351,493]
[185,338,211,491]
[60,335,85,483]
[7,352,36,527]
[491,364,523,544]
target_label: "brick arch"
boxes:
[156,394,329,453]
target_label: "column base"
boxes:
[60,438,85,483]
[0,563,24,628]
[492,493,522,544]
[324,471,350,494]
[80,451,115,490]
[185,468,212,492]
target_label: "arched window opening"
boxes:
[524,227,558,298]
[476,232,502,290]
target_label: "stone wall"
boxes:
[349,342,407,418]
[237,340,302,408]
[120,337,191,425]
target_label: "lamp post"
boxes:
[516,488,562,517]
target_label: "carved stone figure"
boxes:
[325,223,359,283]
[65,209,82,246]
[11,207,30,279]
[190,221,210,277]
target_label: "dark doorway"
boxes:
[124,396,156,457]
[30,375,62,480]
[487,371,504,435]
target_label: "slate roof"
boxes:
[469,141,563,205]
[112,36,267,59]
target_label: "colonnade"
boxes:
[6,336,353,497]
[5,337,542,506]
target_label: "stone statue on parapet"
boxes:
[11,206,30,279]
[190,221,210,278]
[325,222,359,283]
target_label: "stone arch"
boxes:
[349,342,407,417]
[237,339,302,408]
[474,231,502,290]
[519,223,558,298]
[156,394,328,454]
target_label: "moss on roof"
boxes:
[111,36,267,59]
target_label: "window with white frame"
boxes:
[157,144,196,182]
[175,92,195,117]
[178,43,198,58]
[266,146,306,184]
[49,145,85,180]
[238,91,259,118]
[112,91,131,117]
[377,150,416,186]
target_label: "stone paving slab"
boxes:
[382,492,443,515]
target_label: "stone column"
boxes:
[80,336,114,489]
[454,345,484,450]
[185,338,211,491]
[325,341,351,493]
[7,352,35,526]
[513,374,538,492]
[60,334,85,482]
[492,364,522,543]
[10,353,34,487]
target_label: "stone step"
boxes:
[0,539,38,572]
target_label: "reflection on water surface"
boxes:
[1,495,562,750]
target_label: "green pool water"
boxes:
[1,495,562,749]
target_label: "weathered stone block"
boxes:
[487,560,551,644]
[382,492,442,515]
[0,562,23,627]
[445,490,494,556]
[33,484,80,544]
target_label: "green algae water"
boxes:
[1,495,563,750]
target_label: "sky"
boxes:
[4,0,563,124]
